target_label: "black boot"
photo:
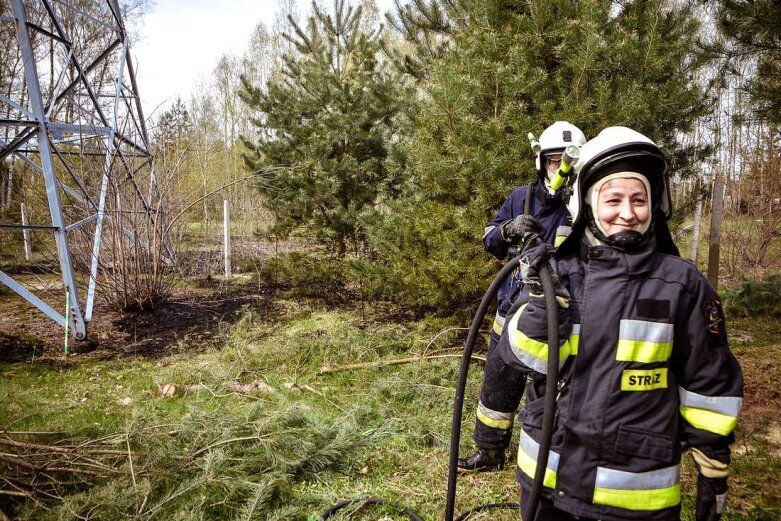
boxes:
[457,449,506,472]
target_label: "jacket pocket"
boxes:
[519,395,546,429]
[615,424,674,463]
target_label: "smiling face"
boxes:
[596,178,650,236]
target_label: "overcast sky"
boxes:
[132,0,396,120]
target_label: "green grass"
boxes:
[0,299,778,520]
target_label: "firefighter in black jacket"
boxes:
[458,122,587,472]
[475,127,743,520]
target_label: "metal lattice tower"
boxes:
[1,0,163,341]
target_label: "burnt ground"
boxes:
[0,276,284,363]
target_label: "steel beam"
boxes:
[11,0,86,339]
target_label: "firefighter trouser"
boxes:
[474,347,526,450]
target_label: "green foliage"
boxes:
[254,251,349,301]
[366,0,714,309]
[1,305,777,519]
[240,0,410,255]
[718,0,781,126]
[153,97,192,154]
[13,402,382,520]
[724,274,781,317]
[359,199,497,311]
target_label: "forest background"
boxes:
[0,0,780,520]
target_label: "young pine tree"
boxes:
[369,0,713,310]
[240,0,406,256]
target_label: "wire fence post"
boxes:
[223,199,231,278]
[64,288,70,357]
[691,197,702,264]
[708,170,725,291]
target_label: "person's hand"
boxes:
[519,244,570,307]
[696,474,728,521]
[501,214,541,243]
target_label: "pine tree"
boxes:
[717,0,781,127]
[383,0,466,78]
[370,0,714,310]
[240,0,406,255]
[153,97,192,155]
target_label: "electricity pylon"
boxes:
[0,0,161,341]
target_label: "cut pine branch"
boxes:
[316,352,485,376]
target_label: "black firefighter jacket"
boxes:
[475,237,743,521]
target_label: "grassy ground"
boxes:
[0,294,779,520]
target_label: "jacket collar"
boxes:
[579,235,657,275]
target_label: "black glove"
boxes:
[520,243,570,306]
[501,214,541,244]
[696,474,728,521]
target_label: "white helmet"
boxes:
[535,121,587,173]
[567,126,671,227]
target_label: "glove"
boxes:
[501,214,541,244]
[696,474,728,521]
[692,447,729,520]
[519,244,570,307]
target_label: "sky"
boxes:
[132,0,397,121]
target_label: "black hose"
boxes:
[445,244,559,520]
[521,263,559,521]
[444,258,522,521]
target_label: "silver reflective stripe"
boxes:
[555,225,571,237]
[478,401,514,422]
[483,225,497,239]
[596,465,679,490]
[493,311,507,335]
[520,430,560,471]
[679,388,743,417]
[571,324,581,335]
[619,319,673,343]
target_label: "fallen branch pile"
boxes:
[0,431,128,508]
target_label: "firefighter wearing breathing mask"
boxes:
[459,121,587,472]
[473,127,743,521]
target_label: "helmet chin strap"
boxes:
[585,209,650,250]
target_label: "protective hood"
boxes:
[558,126,678,256]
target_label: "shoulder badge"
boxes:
[703,296,724,335]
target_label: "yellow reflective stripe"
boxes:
[554,226,571,247]
[492,312,506,336]
[593,465,680,510]
[621,369,668,391]
[680,407,738,436]
[476,402,514,430]
[508,305,571,374]
[476,409,512,429]
[616,339,672,363]
[569,324,580,355]
[518,431,557,488]
[616,320,673,362]
[518,448,557,489]
[593,484,680,511]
